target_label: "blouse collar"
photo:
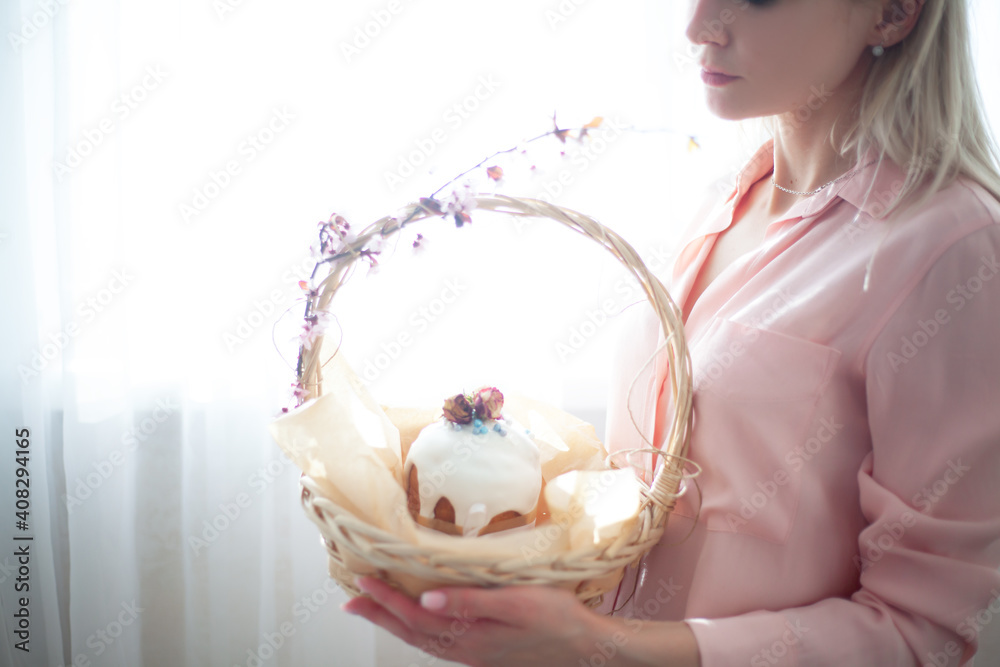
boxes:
[728,138,908,222]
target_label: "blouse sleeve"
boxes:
[686,223,1000,667]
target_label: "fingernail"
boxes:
[340,603,356,614]
[420,591,447,611]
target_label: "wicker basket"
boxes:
[294,194,693,608]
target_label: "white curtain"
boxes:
[1,1,997,666]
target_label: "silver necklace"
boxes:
[771,159,877,196]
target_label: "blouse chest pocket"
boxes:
[670,318,842,544]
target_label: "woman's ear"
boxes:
[870,0,924,50]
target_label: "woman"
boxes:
[342,1,1000,664]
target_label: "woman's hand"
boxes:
[341,576,701,667]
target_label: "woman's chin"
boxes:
[703,95,770,123]
[705,103,754,122]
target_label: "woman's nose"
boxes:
[685,0,732,49]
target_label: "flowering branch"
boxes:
[284,116,696,406]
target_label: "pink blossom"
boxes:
[292,383,310,403]
[298,310,334,350]
[318,213,357,258]
[445,183,477,218]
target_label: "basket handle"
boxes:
[295,194,693,521]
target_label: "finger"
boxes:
[419,585,573,626]
[356,577,454,635]
[341,597,424,646]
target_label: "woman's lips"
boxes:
[700,69,739,86]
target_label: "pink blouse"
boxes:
[604,139,1000,666]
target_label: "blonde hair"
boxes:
[758,0,1000,218]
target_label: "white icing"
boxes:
[404,418,542,536]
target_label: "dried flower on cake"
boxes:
[474,387,504,420]
[443,393,475,424]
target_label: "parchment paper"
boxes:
[268,354,643,572]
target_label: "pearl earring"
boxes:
[872,42,885,57]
